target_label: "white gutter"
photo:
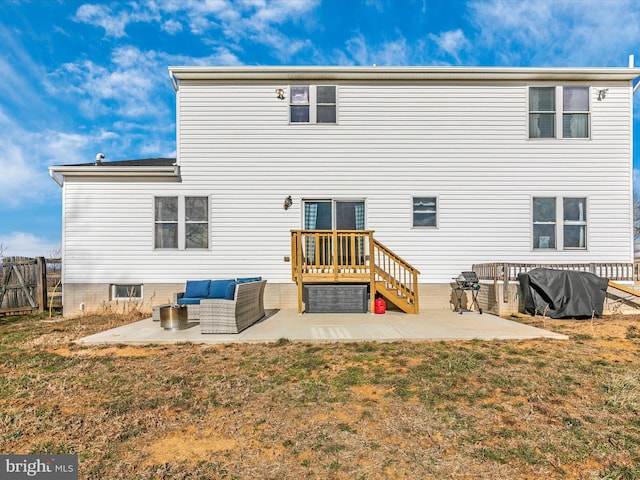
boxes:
[48,164,180,186]
[169,69,179,91]
[168,65,640,82]
[49,169,64,187]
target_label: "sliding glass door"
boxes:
[303,200,366,265]
[304,200,365,230]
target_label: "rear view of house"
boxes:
[49,65,640,316]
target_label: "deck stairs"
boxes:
[291,230,420,314]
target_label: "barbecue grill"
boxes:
[453,271,483,314]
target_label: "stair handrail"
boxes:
[372,238,420,313]
[291,230,421,313]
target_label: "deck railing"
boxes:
[291,230,419,313]
[472,262,640,304]
[372,238,420,313]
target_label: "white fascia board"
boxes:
[168,65,640,83]
[48,165,180,186]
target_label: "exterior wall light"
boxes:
[275,88,285,100]
[596,88,609,101]
[283,195,293,210]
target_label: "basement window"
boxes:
[111,284,142,300]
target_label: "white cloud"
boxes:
[335,33,410,66]
[0,109,87,206]
[429,29,470,64]
[0,232,60,259]
[74,4,128,38]
[73,0,321,61]
[46,46,169,120]
[162,19,183,34]
[469,0,640,66]
[74,2,160,38]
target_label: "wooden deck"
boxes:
[291,230,420,314]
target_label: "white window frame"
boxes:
[289,85,337,124]
[532,196,588,251]
[111,284,143,300]
[528,86,591,140]
[154,196,209,250]
[302,198,366,230]
[412,196,438,228]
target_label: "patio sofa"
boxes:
[152,278,266,334]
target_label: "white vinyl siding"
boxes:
[61,79,633,286]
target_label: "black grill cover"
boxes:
[518,268,609,319]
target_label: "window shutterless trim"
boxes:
[527,85,591,140]
[411,195,438,228]
[289,85,338,124]
[153,195,210,250]
[531,196,588,251]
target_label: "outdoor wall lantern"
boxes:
[283,195,293,210]
[596,88,609,101]
[275,88,285,100]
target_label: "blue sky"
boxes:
[1,0,640,257]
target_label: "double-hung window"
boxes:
[533,197,587,250]
[529,87,556,138]
[155,196,209,249]
[290,86,337,124]
[185,197,208,249]
[529,86,589,139]
[562,87,590,138]
[155,197,178,248]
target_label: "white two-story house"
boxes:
[49,65,640,316]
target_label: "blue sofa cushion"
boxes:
[184,280,210,299]
[177,297,201,305]
[208,279,235,299]
[236,277,262,284]
[225,281,238,300]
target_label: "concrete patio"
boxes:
[77,308,568,345]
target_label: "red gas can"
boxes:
[374,297,386,314]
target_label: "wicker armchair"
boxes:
[200,280,266,334]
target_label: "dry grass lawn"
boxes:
[1,311,639,479]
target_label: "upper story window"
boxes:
[290,85,337,124]
[562,87,589,138]
[155,196,209,250]
[529,86,589,139]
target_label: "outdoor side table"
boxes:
[159,305,189,330]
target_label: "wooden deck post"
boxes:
[36,256,47,313]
